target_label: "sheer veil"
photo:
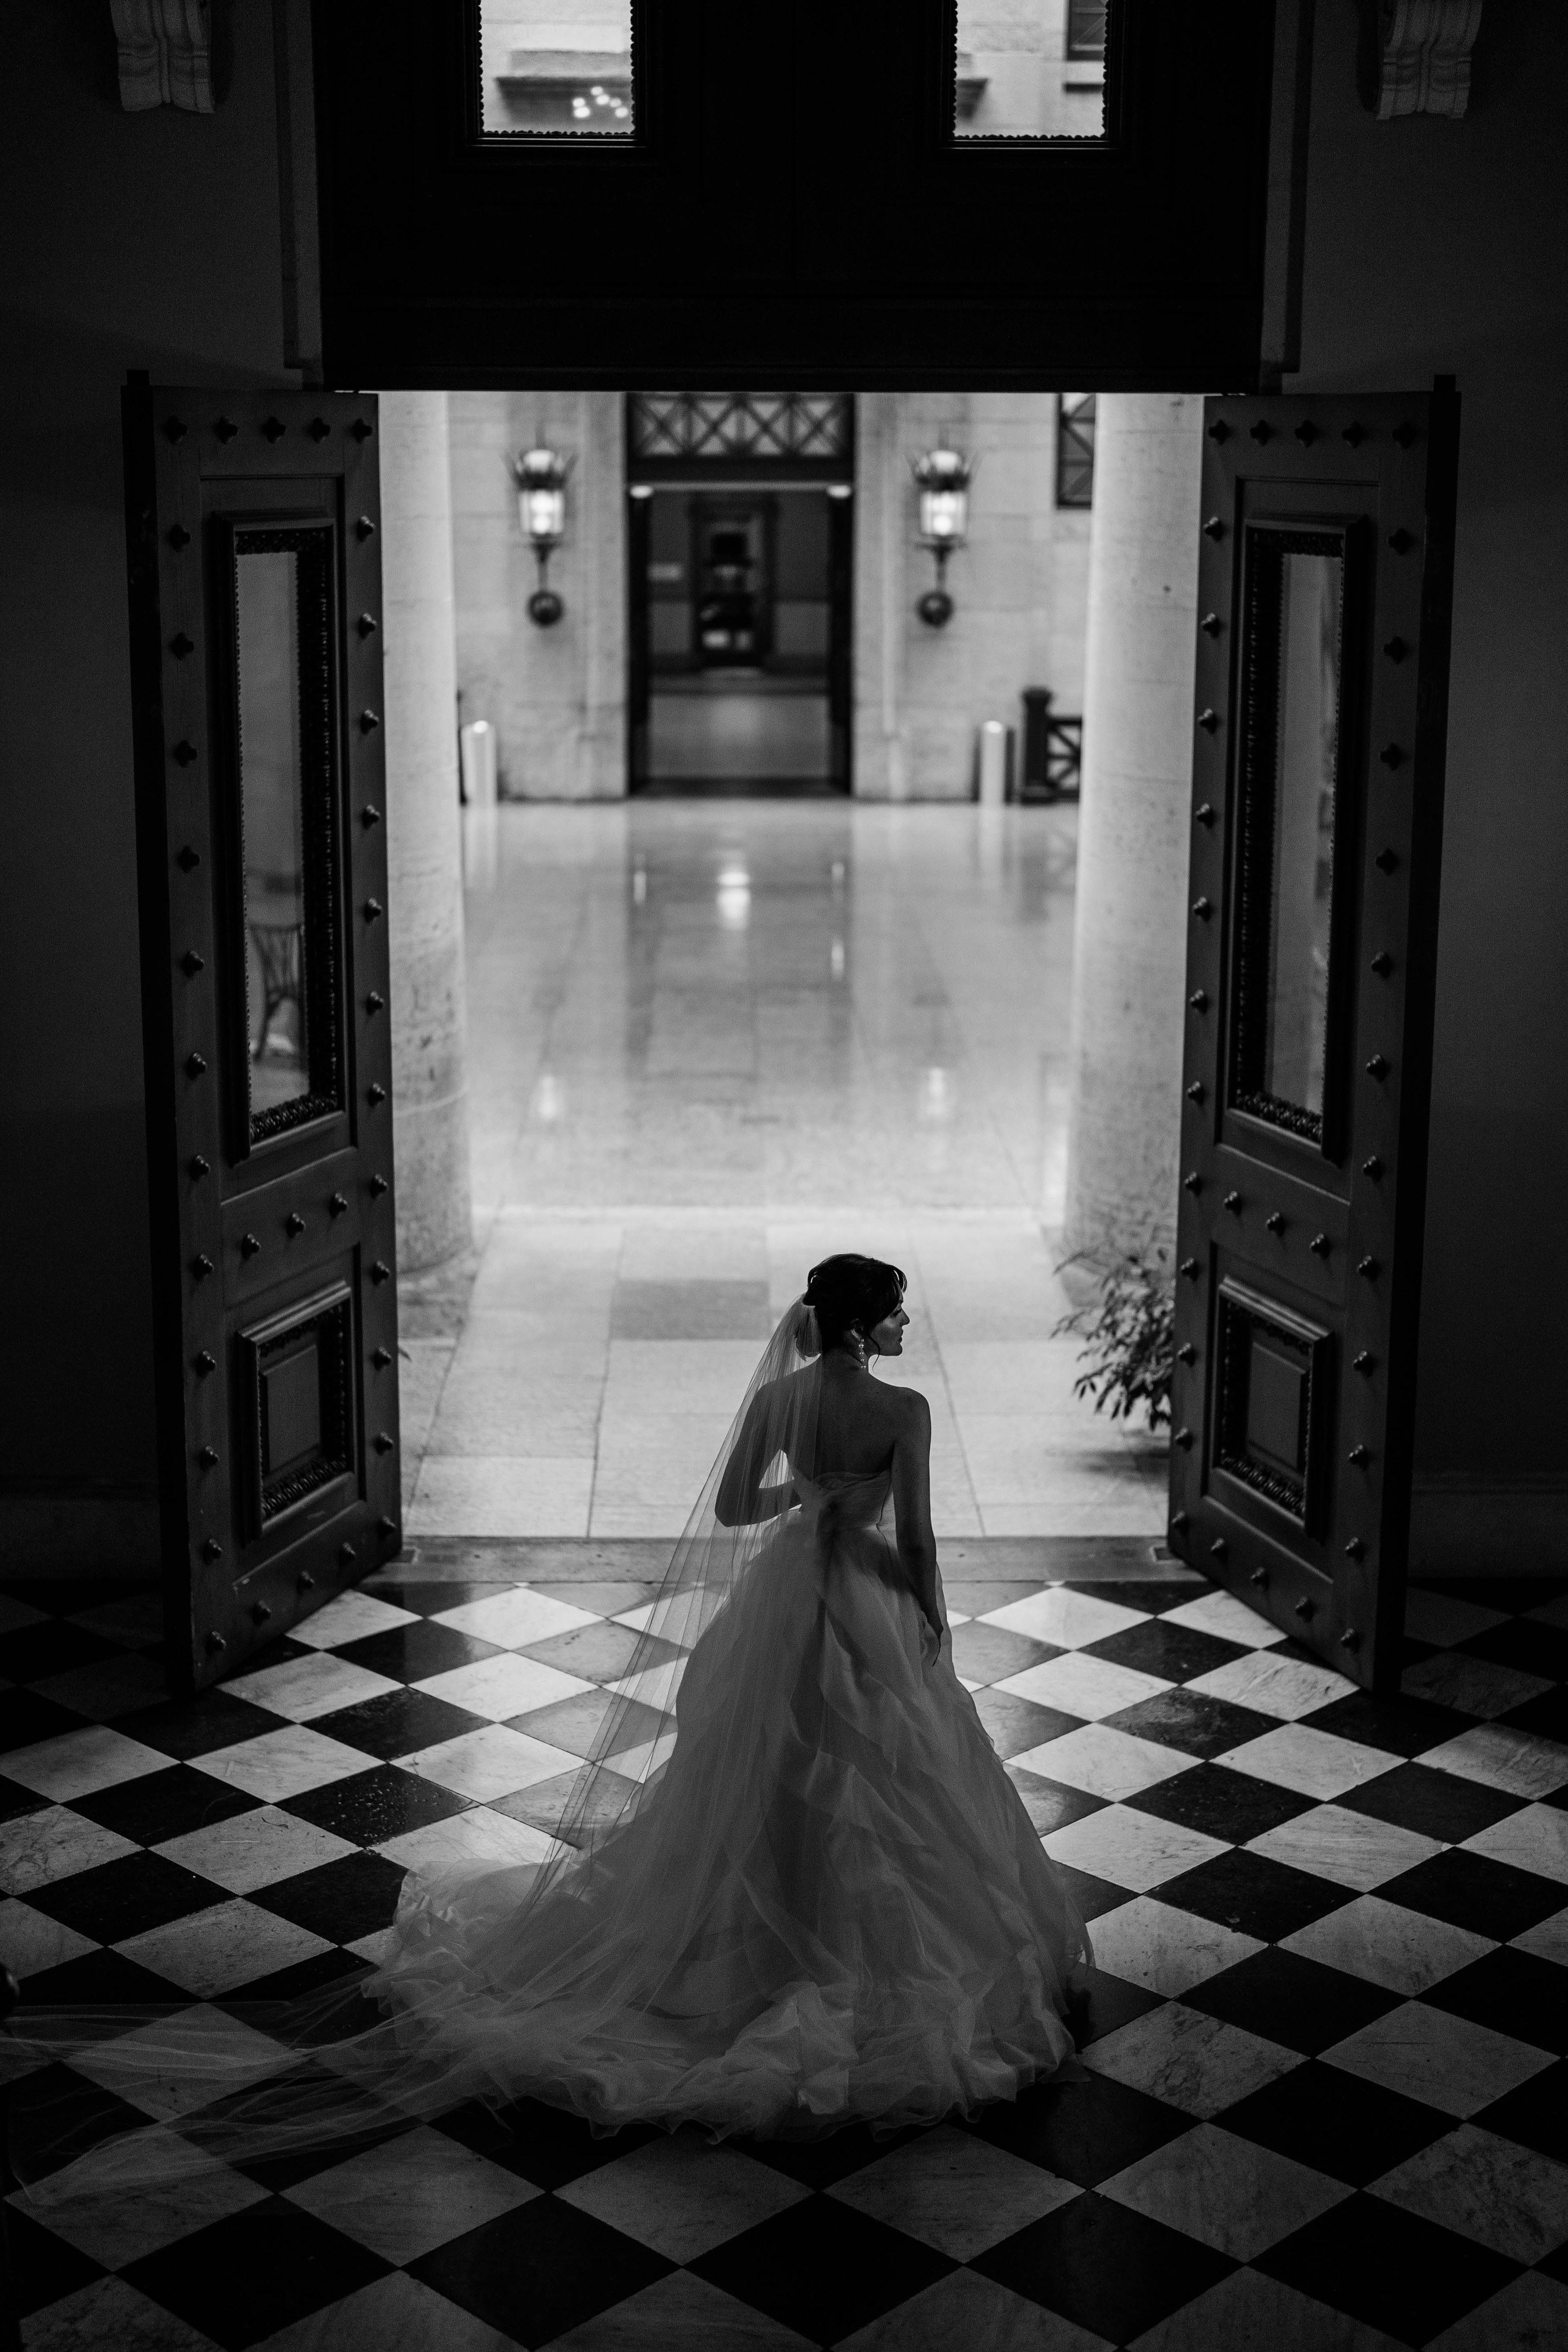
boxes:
[6,1298,833,2188]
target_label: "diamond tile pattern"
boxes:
[3,1556,1565,2348]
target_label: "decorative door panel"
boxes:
[1170,390,1459,1692]
[123,383,401,1691]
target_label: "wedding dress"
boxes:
[10,1303,1088,2177]
[362,1300,1090,2138]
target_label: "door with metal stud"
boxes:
[123,382,402,1691]
[1169,389,1459,1693]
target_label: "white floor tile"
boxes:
[413,1652,594,1720]
[1128,2264,1406,2352]
[74,2004,294,2119]
[433,1588,599,1648]
[1420,1724,1568,1801]
[1511,1905,1568,1965]
[284,2124,540,2262]
[400,1723,583,1802]
[222,1650,402,1723]
[17,2276,221,2352]
[1160,1590,1288,1650]
[155,1805,358,1895]
[116,1899,333,1998]
[1321,2000,1552,2118]
[289,1590,420,1650]
[1082,2000,1300,2117]
[0,1803,139,1895]
[981,1587,1154,1650]
[1011,1724,1197,1802]
[1086,1898,1263,1997]
[828,2123,1081,2260]
[191,1726,374,1803]
[1368,2122,1568,2264]
[997,1651,1172,1721]
[1043,1804,1229,1893]
[1422,2269,1568,2352]
[1246,1805,1445,1893]
[1184,1651,1358,1721]
[0,1896,97,1980]
[1460,1801,1568,1884]
[376,1804,562,1874]
[558,2129,811,2263]
[248,2268,526,2352]
[1281,1894,1493,1994]
[1215,1723,1398,1801]
[1100,2119,1348,2259]
[1,1725,170,1802]
[16,2125,268,2267]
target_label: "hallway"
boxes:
[399,801,1166,1540]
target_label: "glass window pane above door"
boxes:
[480,2,634,136]
[954,0,1109,141]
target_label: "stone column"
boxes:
[378,390,472,1270]
[1063,393,1205,1263]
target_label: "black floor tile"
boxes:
[1540,2239,1568,2287]
[0,1620,120,1685]
[435,2096,660,2190]
[1376,1848,1566,1941]
[972,1689,1086,1759]
[279,1763,469,1846]
[1054,1862,1135,1923]
[7,2060,153,2183]
[492,1767,639,1847]
[1499,1685,1568,1744]
[413,2195,673,2348]
[227,1944,375,2004]
[1186,1945,1405,2056]
[309,1686,489,1762]
[1421,1946,1568,2057]
[24,1849,223,1943]
[1302,1688,1472,1757]
[1157,1848,1351,1942]
[4,2200,104,2319]
[949,1620,1063,1687]
[1083,1618,1248,1686]
[0,1689,89,1753]
[1334,1759,1524,1842]
[1126,1762,1317,1843]
[123,2197,390,2351]
[1427,1575,1567,1611]
[1461,1617,1568,1680]
[965,2068,1189,2186]
[113,1688,291,1760]
[19,1946,191,2008]
[71,1761,260,1844]
[0,1774,49,1825]
[361,1577,498,1618]
[1101,1687,1281,1760]
[334,1618,501,1682]
[975,2188,1235,2343]
[1217,2057,1449,2184]
[1071,1578,1209,1617]
[255,1850,407,1943]
[1005,1769,1109,1838]
[693,2194,953,2344]
[1470,2057,1568,2163]
[1069,1967,1166,2048]
[743,2117,926,2192]
[1256,2189,1518,2343]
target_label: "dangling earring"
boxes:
[847,1325,870,1369]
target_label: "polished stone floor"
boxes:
[5,1552,1566,2349]
[400,803,1165,1540]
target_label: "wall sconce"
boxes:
[912,446,972,627]
[510,444,573,625]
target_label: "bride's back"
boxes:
[804,1356,920,1481]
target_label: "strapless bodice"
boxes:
[792,1468,893,1532]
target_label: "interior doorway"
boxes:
[626,395,855,796]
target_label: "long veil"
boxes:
[5,1299,831,2191]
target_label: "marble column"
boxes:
[378,390,472,1270]
[1063,393,1205,1263]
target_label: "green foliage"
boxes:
[1054,1247,1174,1433]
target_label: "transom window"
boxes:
[954,0,1112,142]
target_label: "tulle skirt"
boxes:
[367,1510,1091,2139]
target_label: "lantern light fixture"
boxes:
[509,442,574,625]
[912,446,972,627]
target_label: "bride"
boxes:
[365,1252,1090,2138]
[12,1256,1089,2177]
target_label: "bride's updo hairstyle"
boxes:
[804,1253,907,1353]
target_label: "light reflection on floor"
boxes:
[399,802,1165,1540]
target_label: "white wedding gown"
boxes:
[368,1466,1091,2139]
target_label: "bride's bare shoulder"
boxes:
[881,1381,931,1432]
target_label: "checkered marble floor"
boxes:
[3,1544,1566,2350]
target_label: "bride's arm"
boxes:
[714,1387,795,1527]
[891,1391,944,1639]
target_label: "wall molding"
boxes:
[1411,1471,1568,1577]
[111,0,213,115]
[1362,1,1483,120]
